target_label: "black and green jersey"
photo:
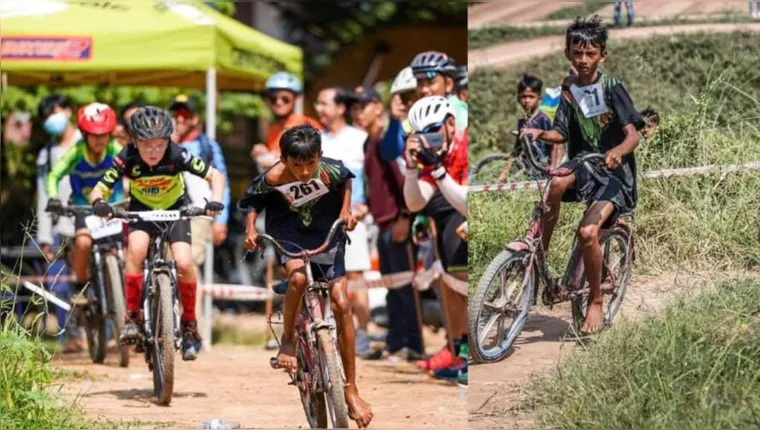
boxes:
[94,143,211,209]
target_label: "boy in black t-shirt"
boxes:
[239,125,373,428]
[521,16,643,335]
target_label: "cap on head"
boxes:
[265,72,303,94]
[168,94,197,115]
[349,86,382,104]
[390,66,417,95]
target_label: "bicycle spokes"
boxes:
[477,261,528,350]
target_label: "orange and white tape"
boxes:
[469,161,760,193]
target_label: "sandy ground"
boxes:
[53,317,466,429]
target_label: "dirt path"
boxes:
[468,270,757,429]
[469,22,760,71]
[54,328,466,429]
[468,1,748,29]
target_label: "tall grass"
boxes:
[527,277,760,429]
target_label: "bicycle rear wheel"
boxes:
[316,328,349,428]
[87,312,107,364]
[570,228,632,331]
[469,153,520,185]
[151,272,175,405]
[297,336,328,428]
[104,254,129,368]
[468,249,534,363]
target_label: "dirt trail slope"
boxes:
[55,343,466,429]
[469,22,760,71]
[468,271,756,428]
[469,1,748,29]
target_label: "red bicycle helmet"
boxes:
[77,102,116,135]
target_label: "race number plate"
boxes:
[570,82,609,118]
[84,215,123,240]
[275,179,328,207]
[138,211,181,222]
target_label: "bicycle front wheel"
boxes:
[104,254,129,368]
[297,336,328,428]
[151,272,175,405]
[468,249,535,363]
[316,328,349,428]
[570,228,632,331]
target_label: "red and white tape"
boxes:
[469,161,760,193]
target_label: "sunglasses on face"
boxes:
[399,91,417,105]
[268,94,294,104]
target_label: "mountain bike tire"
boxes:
[297,337,328,428]
[104,254,129,368]
[317,328,349,428]
[152,272,175,406]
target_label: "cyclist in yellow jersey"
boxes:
[89,106,226,361]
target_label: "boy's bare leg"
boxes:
[542,174,575,252]
[276,259,308,372]
[330,276,373,428]
[577,201,616,334]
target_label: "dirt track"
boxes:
[468,271,756,428]
[469,22,760,71]
[54,326,466,429]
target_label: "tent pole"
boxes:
[1,73,7,92]
[202,67,217,352]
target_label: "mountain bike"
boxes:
[261,219,350,429]
[469,130,549,185]
[110,206,209,405]
[49,205,129,366]
[468,135,634,363]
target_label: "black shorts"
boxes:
[127,199,191,245]
[434,211,467,273]
[560,159,636,229]
[74,212,88,231]
[279,241,347,283]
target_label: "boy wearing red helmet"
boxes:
[45,102,125,317]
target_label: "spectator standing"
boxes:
[113,101,145,146]
[614,1,634,27]
[35,94,82,352]
[353,85,424,360]
[314,87,374,358]
[751,2,760,18]
[168,95,232,266]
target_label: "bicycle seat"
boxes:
[273,280,289,295]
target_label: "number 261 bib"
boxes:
[570,82,609,118]
[275,179,329,207]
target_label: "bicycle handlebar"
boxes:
[520,134,605,177]
[110,206,211,223]
[255,219,348,259]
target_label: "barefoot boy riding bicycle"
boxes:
[521,16,643,335]
[239,125,373,428]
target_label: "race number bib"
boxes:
[84,215,123,240]
[570,83,609,118]
[275,179,328,207]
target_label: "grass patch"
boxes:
[211,324,267,346]
[526,277,760,429]
[547,0,608,21]
[470,32,760,157]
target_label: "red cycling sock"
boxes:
[178,279,197,323]
[124,273,144,314]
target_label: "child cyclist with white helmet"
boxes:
[403,95,468,384]
[89,106,226,361]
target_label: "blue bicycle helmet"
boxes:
[410,51,457,79]
[265,72,303,94]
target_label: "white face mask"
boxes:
[43,111,69,136]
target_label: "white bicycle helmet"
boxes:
[408,96,455,132]
[265,72,303,93]
[390,66,417,95]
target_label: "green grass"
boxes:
[468,14,753,50]
[470,32,760,158]
[525,277,760,429]
[547,0,609,21]
[211,324,267,346]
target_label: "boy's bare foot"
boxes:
[345,386,373,428]
[276,340,297,373]
[581,301,604,335]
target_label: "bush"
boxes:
[527,277,760,429]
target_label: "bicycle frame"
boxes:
[141,226,181,352]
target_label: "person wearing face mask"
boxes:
[36,94,82,260]
[251,72,322,171]
[34,94,82,352]
[403,96,468,384]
